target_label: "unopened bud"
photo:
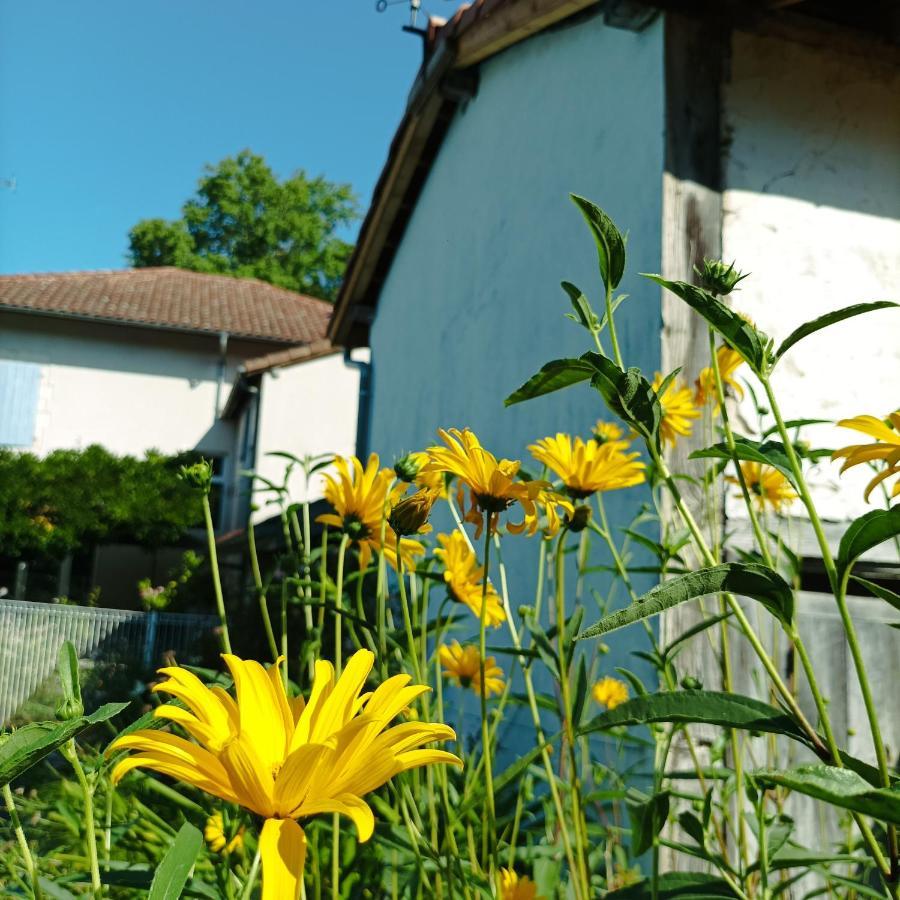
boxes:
[393,453,423,483]
[178,459,213,493]
[567,504,592,533]
[388,489,437,536]
[695,259,748,296]
[680,675,703,691]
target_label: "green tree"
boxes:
[127,150,358,301]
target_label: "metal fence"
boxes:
[0,599,217,725]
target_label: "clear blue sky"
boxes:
[0,0,460,274]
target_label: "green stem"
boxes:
[63,741,101,899]
[202,493,231,654]
[396,557,423,684]
[478,513,497,871]
[248,518,278,663]
[2,783,42,900]
[332,534,349,900]
[239,844,261,900]
[605,277,624,369]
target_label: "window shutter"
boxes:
[0,361,41,447]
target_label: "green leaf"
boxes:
[578,691,809,745]
[606,872,739,898]
[754,765,900,825]
[570,194,626,289]
[504,358,595,407]
[0,702,128,787]
[761,418,831,439]
[851,575,900,613]
[582,352,662,450]
[56,641,84,720]
[837,506,900,583]
[148,822,203,900]
[775,301,898,361]
[690,437,795,488]
[627,788,670,855]
[643,275,769,374]
[577,563,794,640]
[561,281,597,331]
[677,810,706,847]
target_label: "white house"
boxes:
[0,267,362,598]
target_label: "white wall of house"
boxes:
[722,28,900,523]
[250,351,362,520]
[0,312,274,458]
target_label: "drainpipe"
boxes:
[343,349,372,459]
[214,331,229,416]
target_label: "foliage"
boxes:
[0,445,203,559]
[127,150,358,302]
[2,197,899,900]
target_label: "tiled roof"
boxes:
[0,267,332,344]
[242,338,339,375]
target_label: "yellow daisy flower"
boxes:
[204,811,244,855]
[317,454,424,570]
[694,345,746,410]
[592,676,629,710]
[439,641,505,698]
[832,412,900,501]
[110,650,461,900]
[499,868,544,900]
[422,428,546,536]
[652,373,701,448]
[592,420,627,446]
[727,461,797,513]
[529,433,645,499]
[434,532,505,627]
[507,488,575,538]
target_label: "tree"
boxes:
[128,151,358,302]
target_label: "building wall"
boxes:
[722,28,900,523]
[250,351,362,518]
[0,312,274,458]
[367,14,666,644]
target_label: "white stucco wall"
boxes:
[722,29,900,523]
[0,313,261,458]
[252,351,362,515]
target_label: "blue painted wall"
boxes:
[367,13,666,730]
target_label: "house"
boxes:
[0,267,363,599]
[326,0,900,841]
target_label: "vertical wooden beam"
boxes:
[658,8,729,870]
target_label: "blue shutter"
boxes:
[0,361,41,447]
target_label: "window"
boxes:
[0,361,41,448]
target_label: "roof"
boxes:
[328,0,900,347]
[0,267,333,345]
[241,338,340,375]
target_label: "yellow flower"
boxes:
[592,676,629,710]
[434,532,505,627]
[204,811,244,855]
[422,428,546,536]
[832,412,900,501]
[727,462,797,513]
[529,433,645,499]
[317,454,424,570]
[592,420,627,446]
[508,488,574,538]
[439,641,504,698]
[653,373,701,448]
[499,868,543,900]
[388,488,438,537]
[110,650,461,900]
[694,346,746,410]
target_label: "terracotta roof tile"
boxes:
[0,267,332,344]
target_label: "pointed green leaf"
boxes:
[775,301,898,361]
[570,194,626,289]
[561,281,597,331]
[606,872,739,898]
[643,275,769,374]
[851,575,900,613]
[754,765,900,825]
[56,641,84,720]
[504,358,595,407]
[148,822,203,900]
[578,691,809,745]
[837,506,900,582]
[689,437,796,487]
[576,563,793,640]
[0,702,129,787]
[627,788,670,855]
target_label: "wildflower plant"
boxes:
[2,196,899,900]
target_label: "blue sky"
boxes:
[0,0,460,274]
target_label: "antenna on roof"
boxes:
[375,0,425,32]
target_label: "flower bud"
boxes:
[178,459,213,493]
[388,489,437,536]
[680,675,703,691]
[393,452,423,483]
[567,504,592,533]
[695,259,748,296]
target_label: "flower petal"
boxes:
[260,818,306,900]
